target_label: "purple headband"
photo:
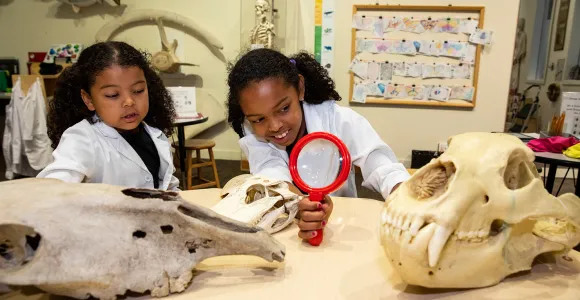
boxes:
[289,59,296,65]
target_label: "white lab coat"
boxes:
[37,116,180,191]
[239,100,410,198]
[2,77,53,179]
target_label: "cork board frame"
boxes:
[349,5,485,108]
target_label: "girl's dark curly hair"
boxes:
[47,41,176,149]
[226,48,341,138]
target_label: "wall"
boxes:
[0,0,243,159]
[0,0,521,164]
[302,0,520,164]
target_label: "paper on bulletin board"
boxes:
[560,92,580,135]
[167,86,197,119]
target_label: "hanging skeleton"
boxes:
[249,0,275,49]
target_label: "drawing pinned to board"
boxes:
[349,58,368,79]
[469,29,493,45]
[459,18,479,34]
[392,62,406,76]
[451,63,471,79]
[438,18,460,34]
[405,84,423,98]
[451,86,475,101]
[422,63,452,78]
[367,61,380,80]
[420,19,439,32]
[352,82,369,103]
[418,40,433,55]
[366,80,388,96]
[401,17,425,33]
[405,62,423,77]
[380,62,393,80]
[441,41,467,58]
[397,40,418,55]
[386,16,403,32]
[429,86,452,101]
[386,83,407,98]
[373,17,385,37]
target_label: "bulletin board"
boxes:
[349,5,488,108]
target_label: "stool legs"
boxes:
[186,150,193,190]
[209,148,220,188]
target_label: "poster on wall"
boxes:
[554,0,570,51]
[314,0,335,76]
[560,92,580,135]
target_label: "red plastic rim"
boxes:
[289,132,351,195]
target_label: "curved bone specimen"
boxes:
[249,0,275,48]
[0,178,285,299]
[381,132,580,288]
[212,175,300,234]
[56,0,121,14]
[95,9,223,72]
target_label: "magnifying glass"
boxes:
[289,132,351,246]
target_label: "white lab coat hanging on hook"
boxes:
[2,77,53,179]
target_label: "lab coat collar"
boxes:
[91,115,169,178]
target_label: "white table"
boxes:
[3,188,580,299]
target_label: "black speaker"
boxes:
[411,150,440,169]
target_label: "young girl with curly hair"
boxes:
[37,41,180,191]
[226,48,409,241]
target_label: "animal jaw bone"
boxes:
[380,132,580,289]
[0,178,285,299]
[212,175,300,234]
[249,0,275,48]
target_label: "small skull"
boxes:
[212,175,300,234]
[380,132,580,288]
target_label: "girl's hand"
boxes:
[297,195,333,240]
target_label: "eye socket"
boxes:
[408,160,455,200]
[503,150,535,190]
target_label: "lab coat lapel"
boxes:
[302,102,324,133]
[143,123,172,186]
[93,119,149,173]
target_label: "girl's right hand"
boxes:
[297,195,333,240]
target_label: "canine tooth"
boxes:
[409,218,424,236]
[428,225,453,268]
[402,232,413,244]
[407,223,436,260]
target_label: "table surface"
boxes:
[535,151,580,164]
[2,188,580,300]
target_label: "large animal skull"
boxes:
[212,175,300,234]
[380,132,580,288]
[0,178,285,299]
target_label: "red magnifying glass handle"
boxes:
[308,192,325,246]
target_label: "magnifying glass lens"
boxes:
[296,139,343,189]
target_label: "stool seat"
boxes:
[172,139,215,150]
[173,138,220,190]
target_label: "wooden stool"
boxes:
[172,139,220,190]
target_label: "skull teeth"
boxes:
[428,225,453,268]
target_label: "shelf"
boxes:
[0,92,11,100]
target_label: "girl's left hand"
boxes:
[297,195,333,240]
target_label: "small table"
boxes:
[534,152,580,196]
[172,116,209,189]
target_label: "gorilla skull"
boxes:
[380,132,580,288]
[0,178,285,299]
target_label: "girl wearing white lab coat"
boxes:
[226,48,410,241]
[37,41,179,191]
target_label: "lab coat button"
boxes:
[146,176,152,182]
